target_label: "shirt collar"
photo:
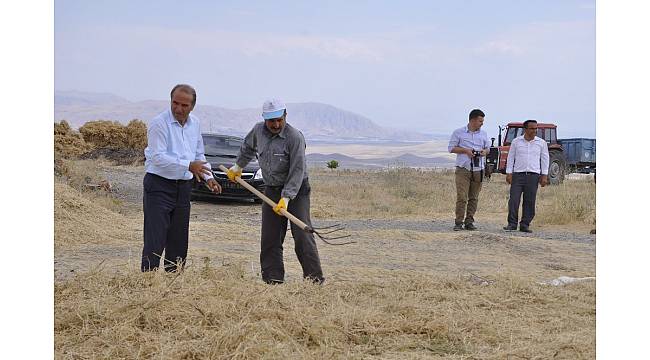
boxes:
[465,125,479,133]
[263,122,287,139]
[167,109,192,127]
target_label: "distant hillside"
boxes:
[54,90,430,141]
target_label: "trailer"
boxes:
[558,138,596,174]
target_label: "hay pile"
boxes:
[54,120,93,159]
[54,181,133,246]
[55,119,147,165]
[54,265,595,358]
[79,119,147,150]
[124,119,148,151]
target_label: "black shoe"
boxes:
[306,276,325,285]
[453,223,464,231]
[503,225,517,231]
[464,223,477,231]
[519,226,532,233]
[264,278,285,285]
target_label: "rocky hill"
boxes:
[55,91,430,141]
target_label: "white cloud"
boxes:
[106,26,389,62]
[473,20,595,60]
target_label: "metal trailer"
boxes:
[557,138,596,174]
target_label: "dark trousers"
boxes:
[507,172,540,228]
[261,178,323,283]
[141,173,192,272]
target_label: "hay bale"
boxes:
[125,119,148,151]
[54,121,93,159]
[54,120,73,136]
[79,120,129,149]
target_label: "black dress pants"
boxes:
[141,173,192,272]
[507,172,540,228]
[260,178,323,283]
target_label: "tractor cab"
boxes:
[485,122,566,184]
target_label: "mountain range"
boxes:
[55,90,436,141]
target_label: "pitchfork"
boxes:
[217,165,354,245]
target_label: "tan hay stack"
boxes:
[78,119,148,151]
[54,120,92,159]
[79,120,130,149]
[124,119,148,150]
[54,181,134,246]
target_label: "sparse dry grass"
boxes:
[55,262,594,359]
[310,168,595,226]
[54,161,596,359]
[55,158,124,213]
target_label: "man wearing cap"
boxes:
[141,84,222,272]
[227,99,324,284]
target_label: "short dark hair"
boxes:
[523,119,538,128]
[469,109,485,120]
[170,84,197,107]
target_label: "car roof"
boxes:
[201,133,244,140]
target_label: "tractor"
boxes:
[485,122,567,185]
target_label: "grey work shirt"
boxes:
[236,122,308,199]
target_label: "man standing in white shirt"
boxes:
[448,109,490,231]
[503,119,549,233]
[141,84,222,272]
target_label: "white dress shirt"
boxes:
[505,135,550,175]
[144,109,213,180]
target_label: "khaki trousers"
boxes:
[454,167,483,225]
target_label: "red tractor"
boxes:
[485,122,567,185]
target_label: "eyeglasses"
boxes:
[525,127,538,130]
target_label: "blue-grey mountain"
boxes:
[55,91,430,141]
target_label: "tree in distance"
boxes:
[326,160,339,170]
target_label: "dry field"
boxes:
[54,159,596,359]
[305,140,453,160]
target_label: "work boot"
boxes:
[503,224,517,231]
[519,226,532,233]
[453,223,464,231]
[464,223,477,231]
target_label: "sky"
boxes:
[55,0,595,138]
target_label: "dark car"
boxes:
[191,133,265,202]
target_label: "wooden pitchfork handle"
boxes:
[217,165,313,232]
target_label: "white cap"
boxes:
[262,99,286,120]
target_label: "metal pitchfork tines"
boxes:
[217,165,354,245]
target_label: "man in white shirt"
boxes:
[448,109,490,231]
[503,120,549,233]
[141,84,222,272]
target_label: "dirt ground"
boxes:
[54,164,595,285]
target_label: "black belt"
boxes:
[148,173,192,183]
[514,171,540,175]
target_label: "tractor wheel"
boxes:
[548,151,566,185]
